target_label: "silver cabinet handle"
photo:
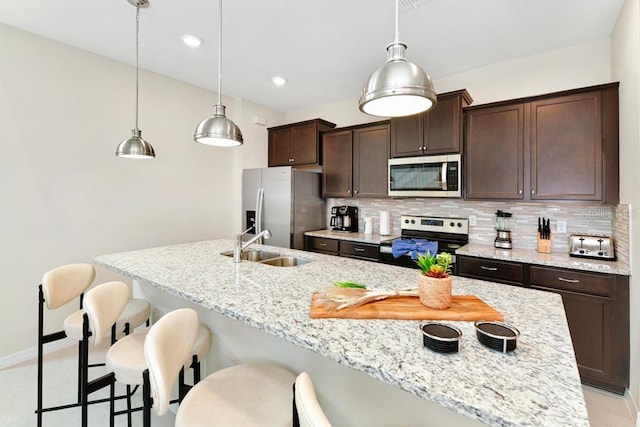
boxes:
[518,190,523,194]
[531,190,535,194]
[318,243,327,247]
[480,266,498,271]
[354,247,365,252]
[558,277,579,283]
[347,190,351,194]
[354,190,358,194]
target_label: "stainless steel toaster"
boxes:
[569,235,616,261]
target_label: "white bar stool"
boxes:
[77,281,132,426]
[294,372,332,427]
[35,263,152,426]
[98,315,211,426]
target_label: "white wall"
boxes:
[286,38,612,125]
[612,0,640,410]
[0,23,280,357]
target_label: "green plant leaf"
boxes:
[333,281,367,289]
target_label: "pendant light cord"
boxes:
[394,0,399,43]
[135,5,140,130]
[217,0,222,105]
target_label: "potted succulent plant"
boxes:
[416,251,454,309]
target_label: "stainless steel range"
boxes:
[379,215,469,269]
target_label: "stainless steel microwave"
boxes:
[388,154,461,198]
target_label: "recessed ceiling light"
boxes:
[271,76,287,86]
[182,34,203,48]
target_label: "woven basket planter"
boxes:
[418,274,452,310]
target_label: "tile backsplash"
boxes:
[329,198,629,262]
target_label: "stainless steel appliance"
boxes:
[494,210,515,249]
[330,206,358,232]
[242,166,325,250]
[388,154,461,198]
[569,235,616,260]
[379,215,469,269]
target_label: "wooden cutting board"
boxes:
[310,293,504,321]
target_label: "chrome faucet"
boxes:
[234,228,271,263]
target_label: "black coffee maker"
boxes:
[330,206,358,232]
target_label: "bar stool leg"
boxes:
[142,370,152,427]
[109,380,115,427]
[36,287,45,427]
[126,385,132,427]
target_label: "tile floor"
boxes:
[1,343,636,426]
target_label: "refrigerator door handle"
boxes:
[256,187,264,240]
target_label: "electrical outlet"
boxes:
[469,215,477,227]
[556,220,567,234]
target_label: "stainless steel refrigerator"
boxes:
[242,166,326,249]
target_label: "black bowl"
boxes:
[421,322,462,353]
[475,321,520,353]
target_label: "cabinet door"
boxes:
[268,127,293,166]
[531,285,613,388]
[292,123,319,165]
[464,104,525,199]
[424,95,462,154]
[353,124,390,197]
[322,131,353,198]
[530,92,602,201]
[390,114,423,157]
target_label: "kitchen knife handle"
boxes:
[558,277,579,284]
[480,266,498,271]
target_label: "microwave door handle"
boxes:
[441,162,448,190]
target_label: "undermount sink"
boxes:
[258,256,311,267]
[220,250,281,262]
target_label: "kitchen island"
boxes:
[94,239,589,427]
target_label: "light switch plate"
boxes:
[469,215,477,227]
[556,220,567,234]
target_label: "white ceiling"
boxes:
[0,0,624,112]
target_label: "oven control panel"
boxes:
[401,215,469,235]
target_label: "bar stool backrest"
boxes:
[42,263,95,309]
[83,281,130,345]
[144,308,199,416]
[294,372,332,427]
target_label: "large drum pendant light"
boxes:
[116,0,155,159]
[194,0,243,147]
[359,0,437,117]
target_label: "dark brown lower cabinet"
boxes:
[456,256,525,286]
[529,266,629,394]
[305,236,379,262]
[304,236,339,255]
[339,241,379,262]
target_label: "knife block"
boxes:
[537,235,552,254]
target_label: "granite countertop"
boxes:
[304,229,399,244]
[94,239,588,427]
[457,243,631,276]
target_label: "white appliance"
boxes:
[242,167,325,250]
[388,154,461,198]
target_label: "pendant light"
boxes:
[193,0,243,147]
[358,0,437,117]
[116,0,155,159]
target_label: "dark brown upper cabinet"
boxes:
[268,119,335,167]
[322,122,390,198]
[464,83,619,204]
[390,89,473,157]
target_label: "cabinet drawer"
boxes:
[530,266,614,297]
[305,237,339,254]
[457,256,524,285]
[340,241,379,261]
